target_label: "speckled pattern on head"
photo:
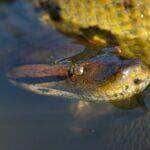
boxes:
[8,58,150,102]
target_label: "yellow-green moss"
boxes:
[39,0,150,65]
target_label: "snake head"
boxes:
[7,58,150,101]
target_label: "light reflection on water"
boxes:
[0,0,149,150]
[1,74,149,150]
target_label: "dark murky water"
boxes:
[0,1,149,150]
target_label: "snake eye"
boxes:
[69,64,84,76]
[133,78,143,85]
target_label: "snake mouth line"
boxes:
[7,58,150,103]
[9,76,67,84]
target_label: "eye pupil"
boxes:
[69,65,84,76]
[74,66,84,75]
[134,78,142,85]
[78,66,84,75]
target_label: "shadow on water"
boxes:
[0,0,150,150]
[0,74,150,150]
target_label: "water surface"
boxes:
[0,1,149,150]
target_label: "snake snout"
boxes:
[7,64,69,84]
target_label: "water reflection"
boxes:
[0,0,149,150]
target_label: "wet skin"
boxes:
[7,0,150,103]
[8,54,150,102]
[1,1,150,149]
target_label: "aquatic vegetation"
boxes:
[7,0,150,103]
[39,0,150,65]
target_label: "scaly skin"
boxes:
[7,0,150,103]
[39,0,150,65]
[8,56,150,102]
[67,58,150,101]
